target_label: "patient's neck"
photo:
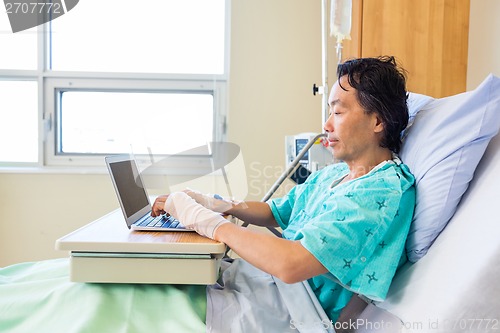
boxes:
[343,148,393,181]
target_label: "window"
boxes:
[0,17,37,70]
[58,91,214,155]
[50,0,226,74]
[0,0,229,170]
[0,81,38,163]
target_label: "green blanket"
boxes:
[0,258,206,333]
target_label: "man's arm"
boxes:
[153,194,278,228]
[153,192,328,283]
[214,222,328,284]
[225,201,279,228]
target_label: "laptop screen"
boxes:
[108,159,149,218]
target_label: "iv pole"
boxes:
[321,0,329,127]
[313,0,330,127]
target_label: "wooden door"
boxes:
[342,0,470,97]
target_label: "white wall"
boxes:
[467,0,500,89]
[1,0,498,267]
[0,173,118,266]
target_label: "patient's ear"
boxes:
[373,113,385,133]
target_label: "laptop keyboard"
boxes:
[136,214,185,229]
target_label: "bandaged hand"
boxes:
[183,188,240,213]
[164,191,229,239]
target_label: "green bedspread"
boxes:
[0,258,207,333]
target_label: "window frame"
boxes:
[0,0,230,173]
[44,76,228,170]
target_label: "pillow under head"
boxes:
[401,74,500,262]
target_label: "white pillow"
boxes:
[401,74,500,262]
[402,92,435,139]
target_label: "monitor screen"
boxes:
[108,160,149,218]
[295,138,309,162]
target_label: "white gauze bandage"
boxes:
[183,188,240,213]
[164,192,229,239]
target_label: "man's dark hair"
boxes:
[337,56,409,154]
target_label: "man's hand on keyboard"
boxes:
[151,194,169,217]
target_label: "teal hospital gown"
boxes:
[268,157,416,322]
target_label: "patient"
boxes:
[152,56,416,323]
[0,56,415,332]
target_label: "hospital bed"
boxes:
[0,75,499,333]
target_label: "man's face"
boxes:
[324,76,382,164]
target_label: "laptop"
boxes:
[105,155,193,232]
